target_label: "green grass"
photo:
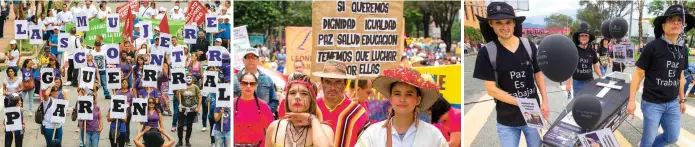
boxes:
[6,39,38,56]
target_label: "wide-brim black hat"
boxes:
[476,2,526,42]
[599,38,610,47]
[654,4,695,37]
[572,22,596,45]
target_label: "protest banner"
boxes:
[116,1,138,20]
[413,64,461,108]
[77,96,94,120]
[106,68,122,90]
[49,99,68,124]
[203,71,219,94]
[170,68,187,90]
[578,128,619,147]
[207,46,223,66]
[4,107,22,131]
[58,33,70,52]
[170,46,186,68]
[184,1,208,25]
[80,67,97,89]
[206,13,218,32]
[30,25,42,44]
[232,26,252,49]
[311,1,404,78]
[130,98,148,123]
[216,83,231,108]
[110,95,128,119]
[184,25,198,44]
[66,17,186,46]
[107,14,120,33]
[516,98,545,129]
[74,49,87,68]
[75,14,89,32]
[233,47,255,70]
[105,44,120,64]
[14,20,28,39]
[41,68,55,90]
[285,27,313,75]
[142,65,159,87]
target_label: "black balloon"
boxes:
[572,94,603,130]
[610,17,629,39]
[601,20,612,39]
[537,34,578,82]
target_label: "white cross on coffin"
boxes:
[596,81,623,98]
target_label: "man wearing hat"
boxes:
[627,4,691,146]
[472,2,549,147]
[151,27,161,45]
[233,48,279,116]
[310,60,369,147]
[171,6,185,20]
[565,22,602,98]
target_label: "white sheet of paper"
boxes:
[106,68,122,90]
[216,83,231,108]
[141,65,159,88]
[109,95,128,119]
[515,98,545,129]
[79,67,97,90]
[184,25,198,44]
[170,68,187,90]
[203,71,219,94]
[130,98,148,123]
[578,128,619,147]
[14,20,28,39]
[29,25,43,44]
[4,107,23,131]
[105,44,120,65]
[58,33,71,52]
[77,96,94,120]
[106,14,120,33]
[49,99,69,124]
[207,46,222,66]
[40,68,55,90]
[169,47,186,68]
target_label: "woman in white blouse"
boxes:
[4,68,21,96]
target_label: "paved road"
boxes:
[464,55,695,147]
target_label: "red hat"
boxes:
[372,67,440,111]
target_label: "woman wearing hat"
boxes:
[264,73,334,147]
[356,67,447,147]
[627,4,692,146]
[7,40,20,73]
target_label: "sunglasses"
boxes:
[241,81,257,86]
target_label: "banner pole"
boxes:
[115,119,119,146]
[83,120,86,145]
[51,123,57,141]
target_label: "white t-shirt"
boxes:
[155,13,165,19]
[171,12,185,20]
[91,49,107,71]
[82,5,98,19]
[170,7,187,15]
[8,49,18,67]
[42,99,63,129]
[66,36,82,59]
[70,7,82,20]
[57,11,72,24]
[97,9,108,20]
[135,37,149,50]
[44,16,58,27]
[145,8,157,18]
[138,6,149,17]
[4,77,21,94]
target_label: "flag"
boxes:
[122,5,135,40]
[159,14,170,34]
[184,0,208,25]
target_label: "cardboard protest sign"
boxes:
[159,33,172,51]
[142,65,159,87]
[74,49,87,68]
[49,99,69,123]
[216,83,231,108]
[516,98,546,129]
[80,67,97,89]
[203,71,219,94]
[106,68,122,90]
[285,27,313,75]
[170,68,187,90]
[41,68,55,90]
[206,13,218,32]
[184,25,198,44]
[109,95,128,119]
[14,20,28,39]
[139,21,153,39]
[77,96,94,120]
[170,47,187,68]
[105,44,120,64]
[58,33,70,52]
[232,26,252,49]
[107,14,120,33]
[311,1,404,78]
[207,46,223,66]
[578,128,619,147]
[4,107,23,131]
[130,98,148,122]
[30,25,43,44]
[233,47,255,70]
[184,1,208,25]
[414,65,461,106]
[75,14,89,32]
[612,42,635,63]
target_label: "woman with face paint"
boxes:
[176,75,203,147]
[357,67,447,147]
[233,72,274,147]
[263,73,334,147]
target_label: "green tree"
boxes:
[647,0,666,16]
[464,26,482,43]
[234,1,282,46]
[452,19,461,42]
[405,1,424,37]
[544,13,574,28]
[426,1,461,52]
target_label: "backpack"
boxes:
[486,38,535,83]
[35,99,52,124]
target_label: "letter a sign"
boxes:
[107,14,120,33]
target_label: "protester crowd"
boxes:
[3,1,233,147]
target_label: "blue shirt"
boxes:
[50,34,59,55]
[109,119,127,133]
[219,23,231,39]
[214,107,230,132]
[208,93,217,119]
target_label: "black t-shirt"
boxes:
[636,39,688,103]
[573,46,599,81]
[473,39,541,127]
[598,47,610,56]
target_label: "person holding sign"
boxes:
[79,53,102,90]
[157,57,172,115]
[234,72,274,146]
[472,2,549,147]
[141,97,163,129]
[3,93,25,147]
[213,107,230,147]
[108,109,128,147]
[4,68,22,96]
[78,89,103,147]
[115,79,136,146]
[626,4,691,147]
[133,56,147,90]
[176,75,202,147]
[41,86,64,146]
[264,73,333,147]
[356,67,447,146]
[92,42,112,99]
[120,52,134,89]
[20,59,39,115]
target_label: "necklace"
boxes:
[286,121,308,147]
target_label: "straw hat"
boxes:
[372,67,440,111]
[312,60,356,79]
